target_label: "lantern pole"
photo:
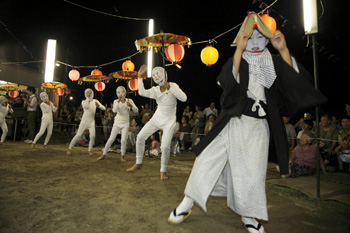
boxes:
[303,0,321,200]
[147,19,154,78]
[148,19,155,111]
[44,39,57,83]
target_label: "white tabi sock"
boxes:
[242,216,259,228]
[176,196,194,214]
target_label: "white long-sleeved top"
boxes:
[112,98,138,125]
[138,79,187,123]
[0,104,13,122]
[81,98,106,122]
[40,102,57,121]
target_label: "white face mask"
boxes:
[116,86,126,100]
[0,96,7,106]
[151,67,167,86]
[85,88,94,99]
[246,29,269,54]
[40,92,49,103]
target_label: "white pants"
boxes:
[33,120,54,145]
[0,120,8,143]
[185,116,270,221]
[136,118,176,172]
[69,121,95,152]
[103,123,129,156]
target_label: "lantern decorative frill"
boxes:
[122,60,135,71]
[128,79,138,91]
[91,69,103,76]
[200,45,219,66]
[95,82,106,92]
[8,90,19,98]
[165,44,185,63]
[55,87,65,96]
[69,69,80,81]
[261,11,277,33]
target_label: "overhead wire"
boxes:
[63,0,151,21]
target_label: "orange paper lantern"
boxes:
[128,79,138,91]
[69,69,80,81]
[261,12,277,33]
[55,87,65,96]
[94,82,106,92]
[91,69,103,75]
[165,44,185,63]
[122,60,135,71]
[8,90,19,98]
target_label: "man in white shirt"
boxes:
[203,101,218,118]
[22,87,37,143]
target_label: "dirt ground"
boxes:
[0,140,349,233]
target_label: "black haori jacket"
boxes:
[193,55,327,175]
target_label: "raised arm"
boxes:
[127,99,139,113]
[168,83,187,102]
[137,64,157,99]
[51,102,58,113]
[40,102,50,113]
[270,30,292,66]
[95,100,106,111]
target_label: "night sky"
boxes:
[1,0,349,121]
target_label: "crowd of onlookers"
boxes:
[1,88,349,178]
[282,108,350,178]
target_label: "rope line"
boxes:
[63,0,151,21]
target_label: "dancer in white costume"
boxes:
[0,96,13,145]
[67,88,105,155]
[97,86,138,161]
[31,92,57,148]
[168,12,326,233]
[127,65,187,180]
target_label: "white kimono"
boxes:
[185,51,300,221]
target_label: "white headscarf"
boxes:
[40,92,49,103]
[151,67,167,86]
[116,86,126,100]
[84,88,94,100]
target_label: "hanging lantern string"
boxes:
[63,0,151,21]
[191,0,279,46]
[0,60,45,65]
[56,51,141,69]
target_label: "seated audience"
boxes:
[296,119,314,145]
[177,116,192,150]
[334,115,350,172]
[204,114,215,135]
[290,131,327,178]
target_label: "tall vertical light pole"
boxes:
[44,39,57,83]
[303,0,321,199]
[147,19,155,110]
[147,19,154,78]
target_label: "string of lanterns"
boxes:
[63,11,277,95]
[2,6,279,99]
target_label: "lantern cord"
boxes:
[191,0,279,45]
[56,51,141,69]
[0,60,45,65]
[258,0,279,15]
[63,0,151,21]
